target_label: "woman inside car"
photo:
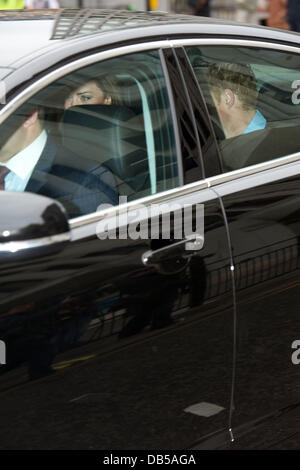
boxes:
[64,74,123,109]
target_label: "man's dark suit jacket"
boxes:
[25,136,118,219]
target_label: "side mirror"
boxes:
[0,191,71,263]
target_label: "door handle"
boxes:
[141,234,204,267]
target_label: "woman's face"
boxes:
[64,80,111,109]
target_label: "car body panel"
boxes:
[178,38,300,447]
[0,185,235,449]
[0,9,300,449]
[215,165,300,448]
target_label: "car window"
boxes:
[185,45,300,173]
[0,50,179,219]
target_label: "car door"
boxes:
[0,42,235,450]
[184,39,300,449]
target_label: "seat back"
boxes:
[61,104,150,198]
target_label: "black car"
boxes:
[0,8,300,450]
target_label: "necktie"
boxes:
[0,166,10,190]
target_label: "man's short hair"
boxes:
[207,62,258,110]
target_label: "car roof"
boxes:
[1,9,300,70]
[1,8,300,96]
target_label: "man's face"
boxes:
[0,110,40,162]
[0,124,25,162]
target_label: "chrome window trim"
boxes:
[2,38,300,124]
[207,152,300,188]
[70,179,209,230]
[169,38,300,51]
[70,152,300,230]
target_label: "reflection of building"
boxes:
[257,0,268,25]
[210,0,260,23]
[210,0,237,20]
[235,0,257,23]
[58,0,268,24]
[172,0,268,25]
[60,0,171,10]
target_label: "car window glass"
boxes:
[185,46,300,173]
[0,50,179,219]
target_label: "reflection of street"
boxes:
[2,278,300,449]
[0,191,236,449]
[0,236,207,378]
[174,0,268,25]
[0,303,233,449]
[1,177,298,382]
[227,277,300,449]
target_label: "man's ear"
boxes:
[224,88,235,108]
[23,110,39,128]
[104,95,112,105]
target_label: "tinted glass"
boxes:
[0,50,179,218]
[185,46,300,173]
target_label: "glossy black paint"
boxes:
[0,192,69,242]
[221,174,300,449]
[0,192,70,262]
[0,196,234,449]
[0,10,300,450]
[0,34,236,448]
[176,34,300,447]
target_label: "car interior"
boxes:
[0,53,180,218]
[186,46,300,173]
[41,66,179,205]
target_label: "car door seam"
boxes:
[211,186,237,444]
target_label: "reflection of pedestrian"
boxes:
[287,0,300,32]
[267,0,289,30]
[188,0,210,17]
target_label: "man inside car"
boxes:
[207,62,266,139]
[0,104,118,218]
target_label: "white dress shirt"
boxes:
[1,130,47,192]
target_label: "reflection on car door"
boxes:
[214,166,300,448]
[182,41,300,448]
[0,186,235,449]
[0,45,236,449]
